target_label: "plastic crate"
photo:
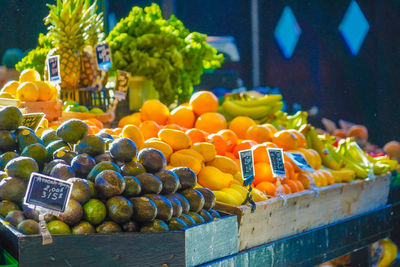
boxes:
[60,85,114,112]
[0,249,18,267]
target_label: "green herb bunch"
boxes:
[106,4,224,105]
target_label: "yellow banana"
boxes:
[308,127,341,170]
[222,99,271,119]
[378,239,397,267]
[329,168,356,183]
[230,94,282,107]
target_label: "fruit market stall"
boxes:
[0,2,399,267]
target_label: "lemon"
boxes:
[0,92,14,99]
[16,82,39,102]
[221,188,245,204]
[19,69,41,83]
[251,188,268,202]
[230,184,250,200]
[1,81,19,96]
[213,190,241,206]
[33,81,52,101]
[47,82,59,101]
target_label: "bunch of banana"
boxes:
[368,155,398,175]
[221,93,284,120]
[336,138,373,179]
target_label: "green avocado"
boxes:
[0,200,19,218]
[16,127,43,152]
[106,196,133,224]
[0,152,19,170]
[5,156,39,182]
[87,161,120,181]
[0,130,17,152]
[21,143,48,168]
[5,210,25,227]
[41,129,61,146]
[56,119,89,144]
[18,219,40,235]
[140,219,169,232]
[75,135,105,157]
[0,106,22,131]
[47,220,71,235]
[0,177,26,202]
[96,221,122,233]
[83,199,106,225]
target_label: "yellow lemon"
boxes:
[0,92,14,99]
[47,82,59,101]
[16,82,39,102]
[213,190,241,206]
[1,81,19,96]
[33,81,52,101]
[19,69,41,83]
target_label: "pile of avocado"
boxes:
[0,106,220,235]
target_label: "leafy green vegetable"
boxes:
[15,33,53,77]
[106,4,224,105]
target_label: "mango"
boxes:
[197,166,233,190]
[158,129,191,151]
[192,142,216,162]
[207,155,239,175]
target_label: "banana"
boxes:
[378,239,398,267]
[324,141,344,167]
[222,99,271,119]
[329,168,356,182]
[308,127,341,170]
[345,139,372,169]
[268,101,284,115]
[230,94,282,107]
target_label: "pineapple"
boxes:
[44,0,92,91]
[79,0,105,88]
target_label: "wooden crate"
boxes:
[0,215,238,267]
[61,111,114,126]
[216,174,391,251]
[20,100,62,121]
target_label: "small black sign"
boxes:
[21,113,45,131]
[285,152,315,172]
[47,55,61,82]
[239,149,254,186]
[95,43,112,71]
[267,148,286,177]
[116,70,131,92]
[24,173,72,213]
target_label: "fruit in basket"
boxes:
[130,197,158,223]
[71,154,96,178]
[144,194,173,221]
[196,188,216,211]
[180,188,205,213]
[168,217,187,230]
[136,173,162,194]
[87,161,120,181]
[122,176,141,197]
[90,108,104,114]
[137,148,166,174]
[140,219,169,232]
[72,221,96,234]
[96,221,122,233]
[77,105,90,113]
[33,81,52,101]
[17,219,40,235]
[19,69,41,83]
[83,199,107,225]
[5,210,25,227]
[47,220,72,235]
[0,106,22,131]
[95,170,126,198]
[58,199,83,226]
[57,119,89,144]
[106,196,133,224]
[16,82,39,102]
[5,156,39,181]
[109,138,137,162]
[68,178,91,204]
[0,177,26,202]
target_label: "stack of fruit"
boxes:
[0,107,219,235]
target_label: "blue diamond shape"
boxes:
[274,6,302,59]
[339,1,370,55]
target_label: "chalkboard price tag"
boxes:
[24,173,72,213]
[116,70,131,92]
[95,43,112,71]
[267,148,286,178]
[21,113,45,131]
[239,149,255,186]
[285,152,315,172]
[47,55,61,83]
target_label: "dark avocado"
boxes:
[178,214,196,227]
[0,177,26,202]
[122,221,139,232]
[0,200,19,217]
[95,170,125,198]
[71,153,96,178]
[155,170,179,194]
[130,197,157,223]
[57,199,83,226]
[52,148,76,165]
[75,135,105,156]
[168,217,187,230]
[137,148,166,173]
[172,193,190,214]
[5,210,25,227]
[120,160,146,177]
[49,163,75,180]
[0,130,17,152]
[72,221,96,234]
[94,152,112,163]
[180,189,205,213]
[143,194,173,222]
[122,176,141,197]
[67,178,91,204]
[42,159,67,175]
[165,195,183,217]
[17,219,40,235]
[96,221,122,233]
[136,173,162,194]
[196,188,216,211]
[140,219,169,232]
[199,209,213,222]
[106,196,133,224]
[188,211,205,224]
[109,137,137,162]
[172,167,197,190]
[209,209,221,220]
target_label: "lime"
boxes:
[47,220,71,235]
[83,199,106,225]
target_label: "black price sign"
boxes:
[21,113,45,131]
[239,149,254,186]
[95,43,112,71]
[116,70,131,92]
[24,173,72,213]
[285,152,315,172]
[267,148,286,178]
[47,55,61,83]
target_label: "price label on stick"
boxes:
[267,148,286,178]
[285,152,315,172]
[95,43,112,71]
[21,113,45,131]
[24,173,72,245]
[47,55,61,83]
[239,149,255,186]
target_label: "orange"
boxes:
[86,118,103,129]
[333,129,347,139]
[206,134,228,155]
[225,152,236,160]
[288,129,307,148]
[285,180,299,193]
[168,105,196,129]
[218,129,238,152]
[195,112,227,134]
[245,125,273,143]
[16,82,39,101]
[189,91,218,116]
[186,128,207,144]
[295,180,305,191]
[284,161,295,180]
[88,125,100,135]
[262,124,278,136]
[140,99,170,125]
[163,123,186,131]
[283,152,301,173]
[112,128,122,135]
[272,130,298,150]
[229,116,257,139]
[256,181,276,196]
[348,125,368,141]
[233,140,257,158]
[118,112,142,128]
[139,120,161,140]
[254,162,275,185]
[262,141,279,148]
[19,69,41,82]
[298,171,313,189]
[252,144,270,164]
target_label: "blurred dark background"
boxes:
[0,0,399,146]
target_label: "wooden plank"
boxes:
[202,205,393,267]
[185,215,238,266]
[216,174,390,251]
